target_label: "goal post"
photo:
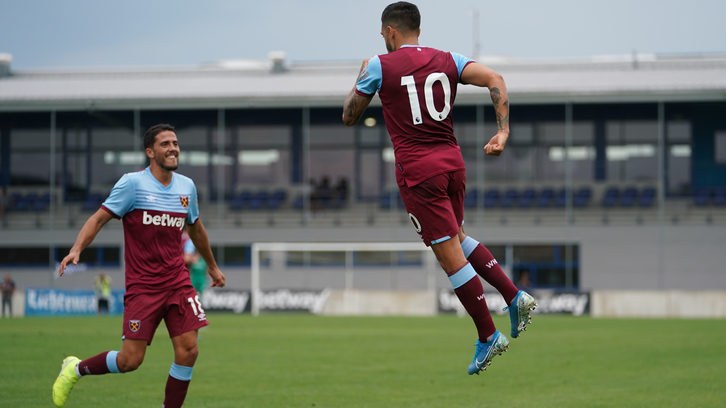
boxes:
[250,242,436,316]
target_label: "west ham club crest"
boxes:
[129,320,141,332]
[180,195,189,208]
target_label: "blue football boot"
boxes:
[504,291,537,338]
[467,330,510,375]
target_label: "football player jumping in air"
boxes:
[343,1,536,375]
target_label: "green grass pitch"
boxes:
[1,314,724,407]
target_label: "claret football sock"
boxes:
[461,237,519,305]
[448,262,496,342]
[163,363,193,408]
[77,351,120,376]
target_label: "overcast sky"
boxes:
[1,0,724,69]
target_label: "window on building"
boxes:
[0,246,120,267]
[606,121,658,182]
[668,121,692,194]
[715,131,726,164]
[512,244,579,289]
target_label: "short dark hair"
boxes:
[381,1,420,33]
[143,124,175,149]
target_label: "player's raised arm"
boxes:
[58,208,114,276]
[186,219,225,287]
[343,59,375,126]
[460,63,510,156]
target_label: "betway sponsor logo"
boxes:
[200,288,330,314]
[202,289,250,313]
[535,291,589,316]
[142,211,185,230]
[258,289,330,314]
[438,289,590,316]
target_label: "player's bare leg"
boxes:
[430,238,508,374]
[164,330,199,408]
[116,339,147,372]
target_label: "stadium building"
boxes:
[1,52,725,317]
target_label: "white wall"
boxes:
[3,224,726,291]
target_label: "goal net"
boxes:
[250,242,444,316]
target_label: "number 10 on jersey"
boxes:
[401,72,452,125]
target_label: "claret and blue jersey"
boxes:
[356,46,473,96]
[355,46,475,187]
[101,167,199,294]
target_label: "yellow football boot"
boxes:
[52,356,81,407]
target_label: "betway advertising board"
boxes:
[201,288,330,314]
[25,288,125,316]
[439,289,590,316]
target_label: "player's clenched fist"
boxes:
[484,132,509,156]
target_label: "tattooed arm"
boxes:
[343,59,374,126]
[460,63,510,156]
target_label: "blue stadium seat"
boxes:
[536,188,555,208]
[14,193,31,211]
[248,191,270,210]
[229,197,243,210]
[8,193,23,211]
[230,191,253,210]
[33,193,51,212]
[483,189,500,208]
[23,193,38,211]
[292,196,305,210]
[500,189,519,208]
[555,188,568,207]
[693,188,710,207]
[267,190,287,210]
[379,195,391,209]
[620,187,638,207]
[573,187,592,208]
[518,188,536,208]
[464,189,480,208]
[82,193,104,212]
[379,190,401,209]
[601,187,619,208]
[713,188,726,207]
[639,188,656,207]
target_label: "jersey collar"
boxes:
[145,166,175,190]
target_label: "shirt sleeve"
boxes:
[355,55,382,96]
[450,52,475,82]
[186,183,200,225]
[101,174,135,218]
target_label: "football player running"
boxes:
[52,124,225,407]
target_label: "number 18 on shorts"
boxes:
[122,286,208,345]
